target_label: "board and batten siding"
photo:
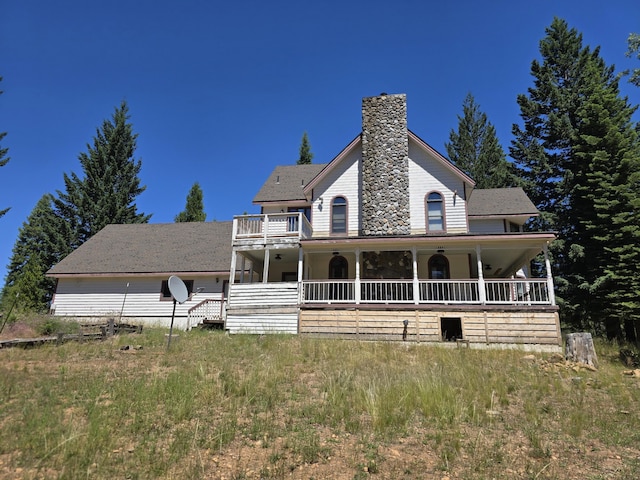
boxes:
[52,276,222,330]
[225,283,299,334]
[311,148,361,237]
[408,140,468,234]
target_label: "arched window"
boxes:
[331,196,347,234]
[329,255,348,279]
[426,192,444,231]
[428,254,450,279]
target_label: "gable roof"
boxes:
[47,222,232,277]
[302,130,475,195]
[467,188,538,217]
[253,163,327,203]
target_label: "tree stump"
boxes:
[565,332,598,368]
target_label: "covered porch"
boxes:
[229,222,557,308]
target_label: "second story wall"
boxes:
[311,147,362,237]
[408,139,468,234]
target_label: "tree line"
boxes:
[2,18,640,344]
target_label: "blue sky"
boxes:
[1,0,639,281]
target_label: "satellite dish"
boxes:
[168,275,189,304]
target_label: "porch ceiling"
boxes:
[236,232,553,278]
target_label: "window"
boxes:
[160,279,194,301]
[288,206,311,222]
[329,255,348,279]
[331,196,347,234]
[428,255,450,279]
[426,192,444,231]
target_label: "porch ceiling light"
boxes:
[275,254,282,260]
[485,264,492,270]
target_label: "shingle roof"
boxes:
[47,222,232,276]
[253,164,327,203]
[467,188,538,216]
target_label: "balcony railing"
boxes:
[233,213,312,242]
[302,278,553,306]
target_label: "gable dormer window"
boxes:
[426,192,445,231]
[331,196,347,234]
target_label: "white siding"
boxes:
[226,283,299,334]
[51,276,225,330]
[469,219,506,234]
[408,139,468,234]
[311,148,361,237]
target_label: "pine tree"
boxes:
[175,182,206,222]
[55,101,150,248]
[445,93,517,188]
[297,132,314,165]
[0,76,10,219]
[1,195,69,312]
[624,33,640,87]
[566,57,640,341]
[512,17,640,340]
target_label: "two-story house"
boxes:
[224,93,560,347]
[48,93,560,348]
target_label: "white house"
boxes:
[48,93,561,349]
[48,222,233,330]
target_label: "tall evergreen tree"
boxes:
[511,17,640,340]
[0,76,10,219]
[297,132,314,165]
[54,101,150,249]
[510,18,596,234]
[565,57,640,341]
[624,33,640,87]
[1,194,69,312]
[175,182,206,222]
[445,93,517,188]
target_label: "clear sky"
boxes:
[1,0,639,281]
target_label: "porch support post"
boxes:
[543,243,556,306]
[240,255,246,283]
[297,248,304,283]
[263,249,270,283]
[298,248,304,304]
[412,246,419,305]
[476,245,486,304]
[229,250,237,286]
[355,248,361,304]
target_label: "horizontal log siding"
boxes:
[226,283,299,334]
[408,140,468,234]
[300,308,561,346]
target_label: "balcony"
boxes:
[301,278,553,306]
[232,213,312,245]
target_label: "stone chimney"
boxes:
[361,93,411,235]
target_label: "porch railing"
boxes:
[233,213,312,242]
[301,278,552,306]
[187,298,224,330]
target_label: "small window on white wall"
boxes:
[331,196,347,234]
[426,192,444,231]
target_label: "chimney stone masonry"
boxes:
[361,93,411,236]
